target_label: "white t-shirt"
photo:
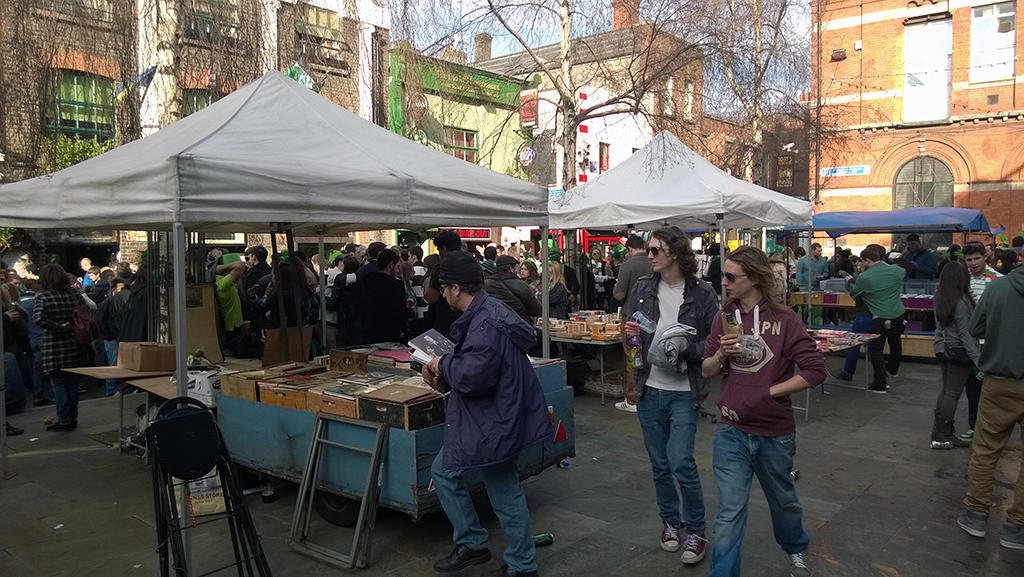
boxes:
[645,279,692,392]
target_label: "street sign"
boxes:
[820,165,871,177]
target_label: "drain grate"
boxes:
[87,429,120,447]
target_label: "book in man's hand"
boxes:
[408,328,455,366]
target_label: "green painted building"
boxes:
[388,43,534,179]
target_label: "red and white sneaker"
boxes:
[680,531,707,564]
[660,521,680,552]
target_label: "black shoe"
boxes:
[33,398,52,407]
[45,422,75,432]
[6,422,24,436]
[886,366,899,378]
[433,544,491,573]
[868,383,889,394]
[487,563,540,577]
[828,369,853,382]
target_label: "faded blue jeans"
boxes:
[103,340,119,396]
[710,423,809,577]
[431,448,537,574]
[636,387,706,532]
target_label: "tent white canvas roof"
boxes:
[0,70,547,232]
[549,131,812,230]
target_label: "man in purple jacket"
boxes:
[424,251,552,577]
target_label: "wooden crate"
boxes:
[356,385,445,430]
[221,370,265,402]
[305,388,358,418]
[330,349,368,373]
[259,388,309,411]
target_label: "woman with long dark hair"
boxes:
[33,264,86,432]
[931,261,979,448]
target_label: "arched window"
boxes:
[893,156,954,247]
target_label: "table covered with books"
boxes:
[539,311,625,403]
[212,341,576,524]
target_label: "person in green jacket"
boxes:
[849,246,905,393]
[956,265,1024,550]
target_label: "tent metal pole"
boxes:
[1,290,9,479]
[173,222,188,395]
[317,228,327,356]
[172,221,192,575]
[805,227,814,327]
[717,214,726,302]
[541,226,550,358]
[270,225,291,359]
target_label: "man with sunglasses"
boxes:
[613,234,653,412]
[424,251,551,577]
[623,228,718,565]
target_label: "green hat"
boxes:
[548,247,562,261]
[221,253,242,264]
[609,244,627,259]
[328,249,343,263]
[279,249,291,265]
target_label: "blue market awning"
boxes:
[774,207,992,238]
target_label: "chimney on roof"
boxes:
[613,0,640,30]
[474,32,492,62]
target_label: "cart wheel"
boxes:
[313,491,360,527]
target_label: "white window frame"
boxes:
[971,1,1016,83]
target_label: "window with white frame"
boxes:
[659,76,674,116]
[444,128,477,163]
[184,0,240,43]
[683,80,694,121]
[971,1,1016,83]
[297,3,348,66]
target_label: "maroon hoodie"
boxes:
[704,299,826,437]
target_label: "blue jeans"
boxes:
[30,339,50,402]
[103,340,119,396]
[636,387,706,531]
[843,314,873,375]
[431,448,537,573]
[710,424,809,577]
[49,370,80,426]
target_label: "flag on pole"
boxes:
[114,65,157,101]
[286,63,319,93]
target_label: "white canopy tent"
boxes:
[549,130,812,231]
[0,70,548,478]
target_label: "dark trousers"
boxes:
[868,314,904,386]
[964,372,983,429]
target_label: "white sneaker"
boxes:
[614,400,637,413]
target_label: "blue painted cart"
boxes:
[217,361,575,523]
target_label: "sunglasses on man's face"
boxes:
[645,246,663,257]
[723,272,747,282]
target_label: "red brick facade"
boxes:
[812,0,1024,249]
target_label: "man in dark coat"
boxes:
[424,251,551,577]
[483,255,542,323]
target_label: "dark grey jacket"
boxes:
[627,275,720,408]
[484,272,542,322]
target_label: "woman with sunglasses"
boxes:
[623,228,719,565]
[702,246,825,577]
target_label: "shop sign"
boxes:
[518,145,536,168]
[820,165,870,177]
[439,228,491,241]
[777,155,793,188]
[520,89,538,128]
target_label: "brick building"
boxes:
[813,0,1024,251]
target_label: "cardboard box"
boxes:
[330,349,369,373]
[357,384,445,430]
[169,284,224,364]
[187,369,221,408]
[118,342,176,372]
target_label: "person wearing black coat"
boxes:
[360,250,409,344]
